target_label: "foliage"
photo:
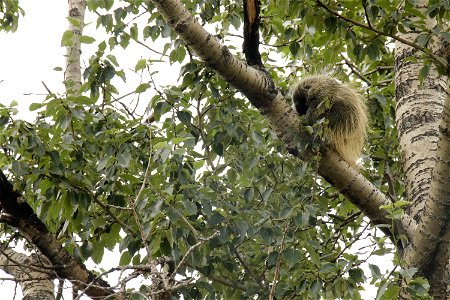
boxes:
[0,0,23,32]
[1,0,448,298]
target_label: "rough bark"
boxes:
[425,77,450,295]
[0,248,55,300]
[401,78,450,298]
[394,1,450,298]
[395,41,446,225]
[243,0,263,68]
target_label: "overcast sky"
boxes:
[0,1,66,120]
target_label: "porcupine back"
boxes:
[292,75,368,165]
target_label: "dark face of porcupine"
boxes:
[292,78,325,124]
[292,83,310,116]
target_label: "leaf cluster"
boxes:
[2,0,448,298]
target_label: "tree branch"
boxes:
[243,0,263,68]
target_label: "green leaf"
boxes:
[98,40,107,51]
[73,95,95,105]
[29,103,43,111]
[284,248,301,268]
[61,30,74,46]
[97,157,109,171]
[104,0,113,10]
[369,264,382,279]
[229,13,241,29]
[80,241,93,259]
[177,111,191,125]
[183,200,198,215]
[324,16,337,33]
[399,267,418,280]
[212,142,223,156]
[107,54,119,66]
[227,169,237,183]
[259,227,273,244]
[119,251,132,266]
[365,43,379,60]
[377,284,400,300]
[11,161,28,176]
[91,242,104,264]
[70,108,85,120]
[169,46,186,63]
[289,42,300,56]
[407,277,430,297]
[130,24,138,40]
[117,151,131,167]
[311,279,322,296]
[349,268,366,283]
[135,83,150,93]
[319,262,337,275]
[352,44,364,60]
[134,59,147,72]
[418,63,430,83]
[244,188,254,202]
[120,33,130,48]
[172,137,192,144]
[58,115,71,131]
[153,141,168,150]
[393,200,410,207]
[80,35,95,44]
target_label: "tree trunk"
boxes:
[394,0,450,298]
[64,0,85,95]
[0,248,55,300]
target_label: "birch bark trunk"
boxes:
[64,0,85,95]
[394,1,449,298]
[0,248,55,300]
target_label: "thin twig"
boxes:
[132,129,154,258]
[268,223,289,300]
[361,0,373,29]
[172,231,219,277]
[169,204,200,238]
[341,55,371,85]
[234,246,265,288]
[93,197,138,237]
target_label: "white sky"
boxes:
[0,1,66,119]
[0,1,391,299]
